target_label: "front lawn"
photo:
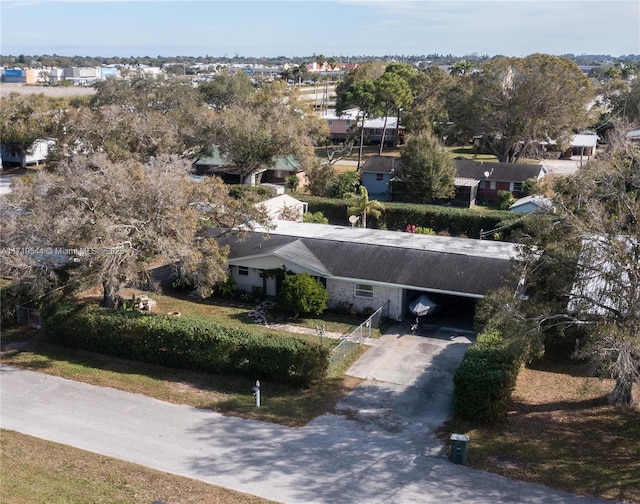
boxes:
[1,429,276,504]
[440,354,640,503]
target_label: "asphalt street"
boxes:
[0,324,616,504]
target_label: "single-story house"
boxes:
[1,138,55,170]
[360,156,401,201]
[193,147,301,186]
[255,194,307,222]
[360,156,539,207]
[361,155,479,207]
[214,221,520,321]
[453,159,547,204]
[509,195,555,213]
[566,133,598,160]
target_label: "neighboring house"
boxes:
[360,156,401,201]
[454,159,547,204]
[626,130,640,142]
[362,116,403,146]
[320,108,404,145]
[214,221,519,321]
[566,133,598,161]
[1,139,55,170]
[193,147,301,186]
[256,194,307,222]
[509,195,555,213]
[567,235,636,317]
[360,156,537,207]
[321,109,360,142]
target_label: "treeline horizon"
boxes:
[1,52,639,69]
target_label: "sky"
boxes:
[1,0,638,59]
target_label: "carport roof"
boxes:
[216,222,521,297]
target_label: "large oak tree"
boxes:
[479,132,640,405]
[1,154,269,308]
[447,54,594,162]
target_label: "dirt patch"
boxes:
[0,83,95,98]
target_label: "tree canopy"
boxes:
[0,92,65,166]
[215,81,327,184]
[51,75,215,164]
[479,132,640,405]
[396,132,456,203]
[1,154,269,308]
[446,54,594,162]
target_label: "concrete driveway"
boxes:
[339,322,474,435]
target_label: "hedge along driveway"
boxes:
[43,304,330,387]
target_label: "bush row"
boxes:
[452,329,524,422]
[296,195,518,238]
[43,303,329,386]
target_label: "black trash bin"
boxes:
[450,433,469,464]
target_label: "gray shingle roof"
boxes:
[454,159,546,182]
[216,222,520,297]
[361,156,403,174]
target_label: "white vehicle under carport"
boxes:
[409,294,442,331]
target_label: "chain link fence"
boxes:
[329,306,383,370]
[16,305,42,329]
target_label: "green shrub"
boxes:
[303,211,329,224]
[43,303,329,386]
[277,273,328,317]
[452,329,523,422]
[295,195,519,238]
[496,190,516,210]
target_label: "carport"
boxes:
[403,289,479,333]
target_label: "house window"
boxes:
[512,182,523,192]
[327,120,333,126]
[345,120,351,127]
[490,181,496,190]
[376,173,384,181]
[355,283,374,299]
[238,266,249,276]
[311,275,327,288]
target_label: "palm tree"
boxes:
[345,186,384,229]
[280,67,294,83]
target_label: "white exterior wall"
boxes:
[229,259,321,297]
[229,265,264,293]
[326,278,403,320]
[228,257,405,319]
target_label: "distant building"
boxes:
[2,68,36,84]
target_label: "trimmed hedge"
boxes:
[296,195,518,238]
[452,329,523,422]
[43,303,329,387]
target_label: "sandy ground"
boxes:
[0,83,96,98]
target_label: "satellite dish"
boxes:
[348,215,358,224]
[483,170,490,178]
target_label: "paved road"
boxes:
[1,326,614,504]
